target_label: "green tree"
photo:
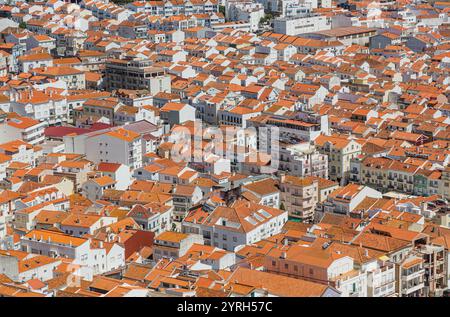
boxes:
[219,5,226,16]
[19,22,27,29]
[259,13,273,25]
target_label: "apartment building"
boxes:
[81,0,133,22]
[60,213,117,238]
[316,135,362,184]
[0,139,41,168]
[0,116,46,145]
[397,255,426,297]
[53,158,95,192]
[264,241,368,297]
[276,142,328,178]
[95,162,133,191]
[117,20,148,39]
[128,203,173,234]
[225,1,265,32]
[240,177,280,208]
[273,14,331,36]
[351,156,444,197]
[182,200,288,251]
[126,0,219,16]
[21,229,125,275]
[0,251,61,283]
[153,231,204,261]
[33,66,86,90]
[160,102,196,128]
[416,244,448,297]
[105,58,171,94]
[365,258,396,297]
[17,52,53,73]
[218,106,262,129]
[440,167,450,200]
[81,176,116,202]
[279,175,319,221]
[79,98,121,124]
[322,183,382,217]
[172,184,203,221]
[10,89,70,125]
[248,113,329,154]
[70,128,143,170]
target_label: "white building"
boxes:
[21,229,125,275]
[0,116,46,146]
[10,89,69,125]
[323,184,383,217]
[65,127,143,170]
[276,142,328,178]
[60,214,117,238]
[95,162,133,191]
[0,251,61,283]
[153,231,204,261]
[182,200,288,251]
[273,13,331,36]
[226,1,265,32]
[81,176,116,202]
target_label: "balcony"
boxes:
[402,269,425,281]
[404,282,425,295]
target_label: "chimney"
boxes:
[280,252,287,259]
[364,249,369,257]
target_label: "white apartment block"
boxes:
[273,14,331,36]
[21,229,125,276]
[226,1,265,32]
[276,142,328,178]
[66,128,143,170]
[125,0,219,16]
[183,201,288,252]
[0,117,46,145]
[10,90,70,125]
